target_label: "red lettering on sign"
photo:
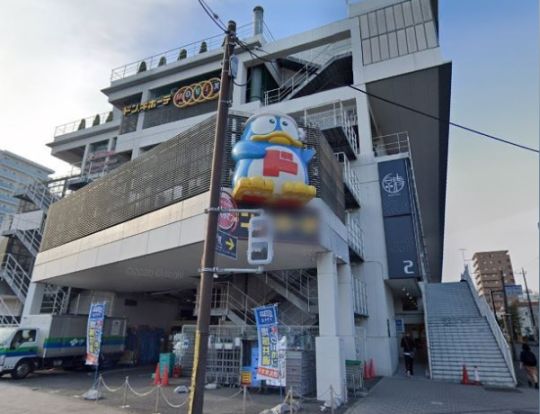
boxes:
[263,150,298,177]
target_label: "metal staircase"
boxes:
[0,254,32,302]
[264,40,352,105]
[0,181,70,325]
[334,152,361,207]
[13,181,59,212]
[263,270,318,314]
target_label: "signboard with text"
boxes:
[85,302,106,366]
[254,305,280,381]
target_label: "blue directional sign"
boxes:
[216,230,237,259]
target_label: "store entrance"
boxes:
[404,323,427,364]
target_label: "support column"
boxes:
[231,59,247,106]
[315,252,346,404]
[249,66,263,103]
[22,282,45,316]
[337,262,357,360]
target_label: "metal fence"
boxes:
[42,113,345,251]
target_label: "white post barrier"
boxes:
[330,385,335,414]
[242,385,247,414]
[121,376,129,408]
[153,385,160,414]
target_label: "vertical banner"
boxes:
[86,302,106,366]
[254,304,280,381]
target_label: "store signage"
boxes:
[231,112,316,206]
[216,230,237,260]
[173,78,220,108]
[254,304,280,381]
[378,159,420,279]
[86,302,106,366]
[122,77,220,116]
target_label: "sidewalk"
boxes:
[346,375,539,414]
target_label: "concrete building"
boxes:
[0,151,53,227]
[473,250,516,312]
[12,0,517,397]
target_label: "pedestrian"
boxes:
[401,332,415,377]
[520,343,538,388]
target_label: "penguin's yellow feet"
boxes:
[232,176,274,203]
[279,182,316,205]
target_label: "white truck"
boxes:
[0,314,127,379]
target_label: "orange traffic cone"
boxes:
[368,358,376,378]
[153,363,161,385]
[461,364,470,385]
[162,366,170,386]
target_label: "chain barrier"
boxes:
[159,387,189,409]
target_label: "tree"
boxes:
[509,303,522,340]
[177,49,187,60]
[199,41,207,54]
[158,56,167,66]
[137,61,147,73]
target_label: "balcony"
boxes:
[110,22,274,82]
[334,152,361,209]
[346,212,364,262]
[373,131,410,157]
[54,111,116,138]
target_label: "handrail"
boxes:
[16,181,59,212]
[373,132,410,157]
[110,23,256,82]
[462,267,517,385]
[346,212,364,259]
[334,152,361,205]
[54,111,115,137]
[266,269,317,312]
[420,282,433,379]
[0,295,19,326]
[0,254,32,302]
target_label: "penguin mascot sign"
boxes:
[231,112,316,206]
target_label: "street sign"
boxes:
[216,230,237,259]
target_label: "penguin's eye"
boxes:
[279,117,300,141]
[250,115,278,135]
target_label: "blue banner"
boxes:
[86,302,106,366]
[254,305,280,381]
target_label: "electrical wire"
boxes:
[197,0,227,32]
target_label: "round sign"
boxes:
[218,191,238,232]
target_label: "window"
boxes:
[11,329,37,349]
[360,0,438,65]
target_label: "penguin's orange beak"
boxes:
[250,131,303,148]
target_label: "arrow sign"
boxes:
[216,230,238,259]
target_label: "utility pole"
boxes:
[500,270,516,360]
[520,268,537,341]
[188,20,236,414]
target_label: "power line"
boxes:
[197,0,227,32]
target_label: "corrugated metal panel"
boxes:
[42,113,344,251]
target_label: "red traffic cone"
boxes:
[162,366,170,386]
[368,358,376,378]
[461,364,470,385]
[153,363,161,385]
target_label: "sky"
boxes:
[0,1,538,291]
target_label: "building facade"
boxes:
[24,0,457,399]
[473,250,516,312]
[0,151,53,227]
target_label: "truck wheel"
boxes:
[11,360,33,379]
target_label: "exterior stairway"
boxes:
[425,279,516,387]
[13,181,59,212]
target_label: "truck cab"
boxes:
[0,327,39,379]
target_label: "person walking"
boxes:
[520,343,538,388]
[401,332,415,377]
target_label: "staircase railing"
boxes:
[207,282,258,325]
[15,181,58,212]
[304,104,359,157]
[346,213,364,259]
[0,254,32,302]
[334,152,361,204]
[11,228,41,257]
[462,267,517,385]
[264,40,352,105]
[0,295,19,326]
[420,282,433,379]
[265,269,318,313]
[41,286,71,315]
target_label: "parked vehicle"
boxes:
[0,314,126,379]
